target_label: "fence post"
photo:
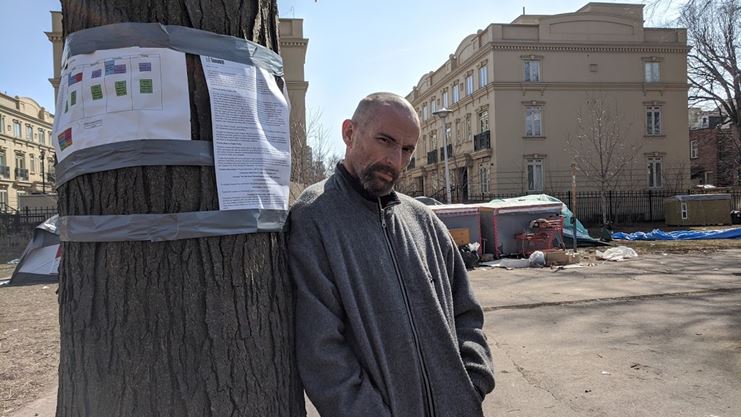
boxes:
[648,189,653,222]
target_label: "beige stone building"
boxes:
[400,2,690,202]
[0,93,56,210]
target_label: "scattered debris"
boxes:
[7,259,20,265]
[528,251,546,267]
[596,246,638,261]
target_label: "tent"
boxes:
[489,194,602,246]
[6,216,60,286]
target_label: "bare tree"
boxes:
[57,1,304,416]
[290,108,340,200]
[679,0,741,182]
[567,93,642,225]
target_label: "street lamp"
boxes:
[432,107,452,204]
[40,149,45,194]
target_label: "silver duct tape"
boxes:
[55,140,214,187]
[62,22,283,76]
[59,209,287,242]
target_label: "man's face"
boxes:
[343,104,420,197]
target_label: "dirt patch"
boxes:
[0,284,59,417]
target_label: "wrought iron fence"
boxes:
[0,206,57,235]
[466,189,741,227]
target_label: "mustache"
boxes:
[365,163,399,181]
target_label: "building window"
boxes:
[13,121,21,138]
[442,90,449,108]
[0,150,6,175]
[430,131,437,150]
[646,105,662,135]
[527,158,544,192]
[478,109,489,133]
[455,119,461,143]
[690,140,699,159]
[38,128,45,145]
[479,165,490,194]
[644,62,660,82]
[681,202,688,220]
[26,125,33,140]
[15,154,26,170]
[0,189,7,208]
[0,115,5,134]
[423,104,429,121]
[479,65,488,88]
[465,114,472,142]
[648,156,663,188]
[466,73,474,96]
[524,60,541,82]
[431,98,437,114]
[30,155,36,174]
[452,84,460,103]
[525,106,543,137]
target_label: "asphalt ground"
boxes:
[9,249,741,417]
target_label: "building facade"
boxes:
[400,3,690,202]
[0,93,56,210]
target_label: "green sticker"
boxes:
[139,79,153,94]
[115,80,127,96]
[70,91,77,106]
[91,84,103,100]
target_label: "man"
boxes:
[288,92,495,417]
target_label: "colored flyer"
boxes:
[52,47,190,161]
[201,56,291,211]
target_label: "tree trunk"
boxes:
[56,1,304,416]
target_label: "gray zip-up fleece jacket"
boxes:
[288,165,495,417]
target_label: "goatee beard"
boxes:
[359,163,399,197]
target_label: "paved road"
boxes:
[12,250,741,417]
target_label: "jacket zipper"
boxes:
[379,202,437,417]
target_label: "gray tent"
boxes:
[7,216,60,286]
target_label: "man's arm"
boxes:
[288,212,392,417]
[443,226,496,400]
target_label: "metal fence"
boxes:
[465,189,741,227]
[0,206,57,235]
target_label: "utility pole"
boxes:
[571,162,577,252]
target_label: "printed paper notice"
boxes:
[201,56,291,211]
[52,47,191,161]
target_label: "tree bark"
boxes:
[56,1,304,416]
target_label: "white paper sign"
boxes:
[52,47,191,161]
[201,56,291,211]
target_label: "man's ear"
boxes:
[341,119,353,148]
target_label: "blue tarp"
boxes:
[613,228,741,241]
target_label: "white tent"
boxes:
[7,216,60,286]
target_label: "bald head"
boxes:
[351,92,420,132]
[341,92,421,197]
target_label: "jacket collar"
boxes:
[335,162,400,211]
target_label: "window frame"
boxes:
[525,106,543,137]
[646,105,662,136]
[478,109,489,133]
[690,140,699,159]
[479,165,490,194]
[526,158,544,192]
[465,73,474,96]
[452,84,460,103]
[524,60,541,82]
[647,156,663,189]
[442,90,449,108]
[644,62,660,83]
[479,65,488,88]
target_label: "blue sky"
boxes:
[1,0,668,156]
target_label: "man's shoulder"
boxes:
[291,178,339,219]
[396,193,436,218]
